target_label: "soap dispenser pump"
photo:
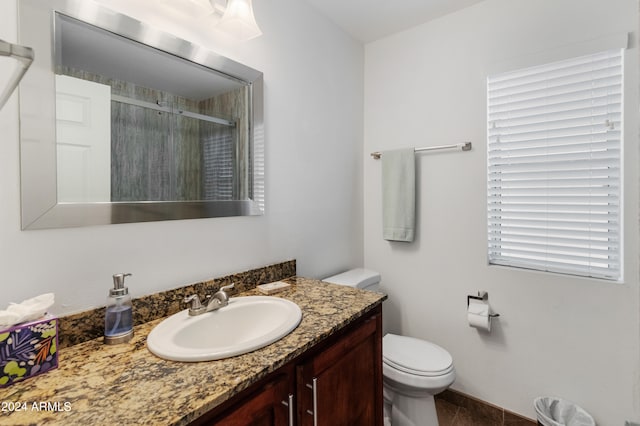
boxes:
[104,273,133,345]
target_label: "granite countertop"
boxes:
[0,277,385,426]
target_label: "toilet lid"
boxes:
[383,334,453,377]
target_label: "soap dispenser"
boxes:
[104,273,133,345]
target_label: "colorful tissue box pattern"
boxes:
[0,315,58,387]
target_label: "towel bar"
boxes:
[0,39,34,110]
[371,142,471,159]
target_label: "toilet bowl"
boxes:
[324,268,456,426]
[383,333,455,426]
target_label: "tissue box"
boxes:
[0,315,58,388]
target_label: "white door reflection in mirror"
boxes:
[55,74,111,202]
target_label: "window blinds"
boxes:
[203,129,235,200]
[487,49,623,280]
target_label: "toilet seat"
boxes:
[383,334,453,377]
[384,358,454,377]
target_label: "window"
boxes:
[487,49,623,280]
[203,127,235,200]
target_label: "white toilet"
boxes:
[324,268,456,426]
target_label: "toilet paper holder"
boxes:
[467,291,500,317]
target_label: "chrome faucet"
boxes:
[183,283,235,316]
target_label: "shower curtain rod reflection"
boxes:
[370,142,472,159]
[111,94,236,127]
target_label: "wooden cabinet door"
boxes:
[297,309,383,426]
[207,373,294,426]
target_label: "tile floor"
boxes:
[435,391,537,426]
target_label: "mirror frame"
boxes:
[18,0,264,230]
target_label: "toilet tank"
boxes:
[323,268,381,291]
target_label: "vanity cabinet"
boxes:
[192,305,382,426]
[208,371,294,426]
[296,309,381,426]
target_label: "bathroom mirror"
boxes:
[18,0,264,229]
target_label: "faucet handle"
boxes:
[184,294,202,307]
[184,294,206,316]
[219,283,235,299]
[212,283,235,306]
[220,283,235,292]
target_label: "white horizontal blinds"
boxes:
[487,49,623,280]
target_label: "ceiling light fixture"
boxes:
[210,0,262,41]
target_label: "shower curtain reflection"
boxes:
[111,101,238,202]
[58,66,244,203]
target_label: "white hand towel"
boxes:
[381,148,415,242]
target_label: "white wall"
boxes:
[4,0,639,422]
[364,0,640,424]
[0,0,364,314]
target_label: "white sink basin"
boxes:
[147,296,302,362]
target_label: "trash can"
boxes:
[534,397,595,426]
